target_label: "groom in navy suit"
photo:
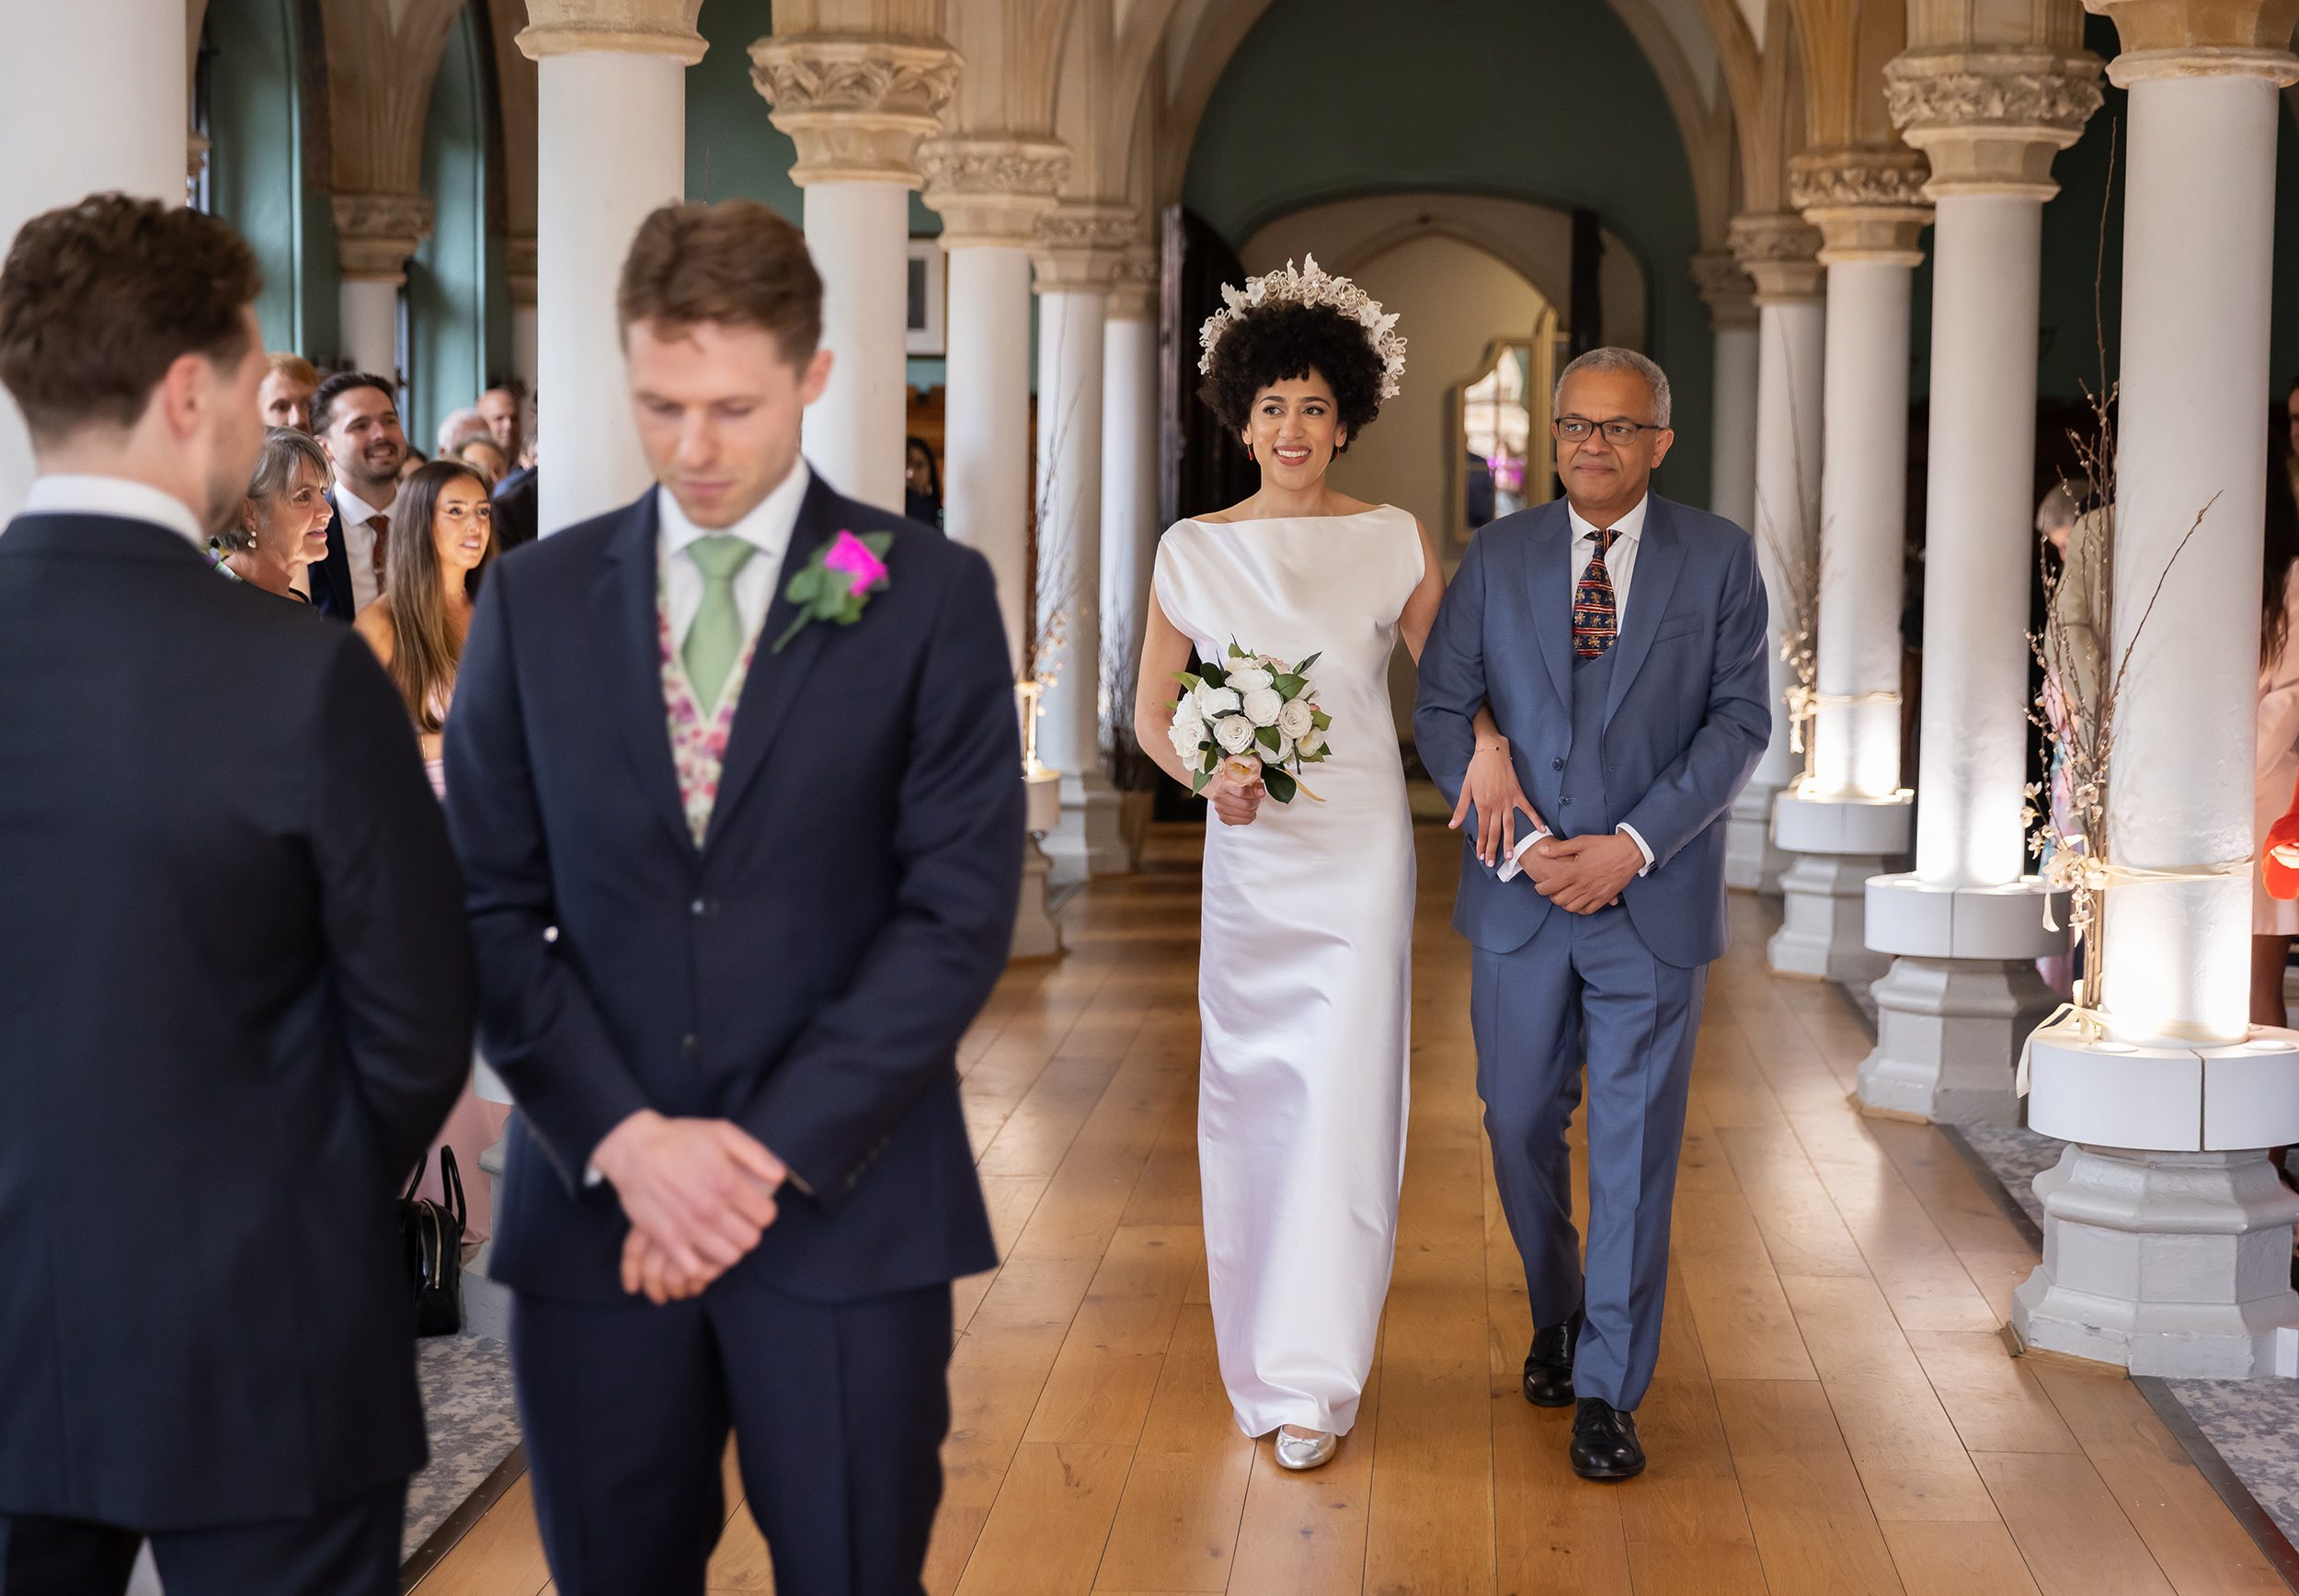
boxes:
[444,200,1022,1594]
[1416,348,1768,1480]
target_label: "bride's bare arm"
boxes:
[1134,594,1263,826]
[1398,517,1541,864]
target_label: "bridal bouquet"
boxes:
[1169,642,1333,804]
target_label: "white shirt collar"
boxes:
[657,458,811,562]
[1565,493,1650,545]
[334,480,392,528]
[22,473,206,548]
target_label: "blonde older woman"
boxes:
[212,426,333,599]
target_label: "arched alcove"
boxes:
[203,0,334,357]
[408,6,500,452]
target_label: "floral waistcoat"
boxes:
[657,558,767,849]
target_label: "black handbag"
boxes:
[399,1146,466,1338]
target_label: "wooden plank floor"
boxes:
[413,822,2285,1596]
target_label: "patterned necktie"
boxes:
[1573,527,1619,660]
[367,514,390,587]
[683,534,759,714]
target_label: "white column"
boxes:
[339,279,400,380]
[1690,252,1758,530]
[509,234,539,435]
[1727,213,1825,895]
[1033,201,1135,882]
[1857,46,2100,1124]
[0,0,184,515]
[521,11,698,535]
[922,136,1070,668]
[1102,256,1161,752]
[331,194,432,384]
[1768,154,1927,984]
[752,35,960,517]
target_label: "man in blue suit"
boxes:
[443,200,1023,1594]
[1415,348,1769,1480]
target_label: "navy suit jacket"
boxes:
[0,512,474,1527]
[1414,494,1770,969]
[312,490,356,619]
[442,470,1020,1305]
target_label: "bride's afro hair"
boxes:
[1198,300,1386,453]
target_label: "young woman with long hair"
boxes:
[354,457,495,795]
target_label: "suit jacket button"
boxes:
[690,897,705,917]
[1550,757,1563,770]
[681,1033,699,1060]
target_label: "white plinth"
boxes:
[1012,770,1063,960]
[1042,767,1128,886]
[2013,1137,2299,1378]
[1727,776,1790,893]
[1768,792,1911,982]
[1858,876,2069,1123]
[1773,789,1913,856]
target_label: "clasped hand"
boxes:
[1209,763,1265,827]
[591,1109,787,1305]
[1523,831,1643,915]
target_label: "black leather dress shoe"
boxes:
[1522,1310,1583,1408]
[1569,1397,1645,1480]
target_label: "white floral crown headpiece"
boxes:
[1198,254,1407,404]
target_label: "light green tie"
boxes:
[682,534,759,714]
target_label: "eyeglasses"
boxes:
[1554,416,1664,446]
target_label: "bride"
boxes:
[1133,257,1530,1469]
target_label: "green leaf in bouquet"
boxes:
[1273,674,1306,699]
[1295,652,1321,674]
[1191,767,1213,794]
[1229,640,1248,659]
[1200,747,1218,772]
[1255,724,1281,754]
[1264,768,1298,804]
[1311,710,1333,730]
[1200,663,1228,687]
[1172,670,1203,693]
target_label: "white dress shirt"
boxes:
[23,473,205,547]
[1497,492,1656,882]
[333,482,392,614]
[658,459,811,648]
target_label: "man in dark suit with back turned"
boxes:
[444,199,1023,1596]
[0,196,474,1592]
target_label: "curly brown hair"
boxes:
[1197,300,1387,452]
[0,193,260,443]
[618,200,822,362]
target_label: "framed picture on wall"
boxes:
[907,238,946,357]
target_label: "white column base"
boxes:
[1771,853,1895,983]
[1012,772,1063,959]
[1043,768,1129,885]
[1727,776,1790,892]
[1859,955,2056,1124]
[2013,1145,2299,1378]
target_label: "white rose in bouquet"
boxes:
[1242,687,1284,727]
[1276,698,1314,741]
[1168,700,1206,762]
[1214,714,1259,755]
[1299,722,1328,757]
[1196,683,1241,717]
[1226,666,1274,695]
[1268,734,1295,765]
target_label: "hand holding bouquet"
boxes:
[1168,642,1333,805]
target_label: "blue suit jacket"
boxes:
[442,470,1020,1305]
[1413,494,1770,969]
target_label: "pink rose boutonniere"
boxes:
[772,529,894,653]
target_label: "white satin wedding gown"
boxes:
[1151,505,1419,1438]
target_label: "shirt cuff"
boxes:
[584,1163,604,1188]
[1495,826,1551,883]
[1618,822,1655,875]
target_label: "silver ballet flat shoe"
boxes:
[1274,1428,1339,1471]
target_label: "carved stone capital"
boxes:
[749,35,961,188]
[1790,148,1932,263]
[921,136,1070,247]
[1032,202,1140,290]
[508,234,539,307]
[1104,249,1160,320]
[332,192,435,281]
[2088,0,2299,81]
[1728,211,1826,303]
[1886,48,2106,196]
[517,0,707,63]
[1689,252,1758,329]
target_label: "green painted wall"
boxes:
[1181,0,1713,503]
[409,7,500,451]
[683,0,954,392]
[206,0,335,359]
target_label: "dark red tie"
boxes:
[368,514,389,587]
[1573,528,1619,660]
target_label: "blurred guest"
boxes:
[436,406,488,459]
[491,449,538,553]
[311,370,406,619]
[0,191,471,1596]
[479,383,522,463]
[354,458,494,793]
[257,351,317,431]
[397,446,429,483]
[904,433,943,529]
[457,435,509,487]
[2256,447,2299,1025]
[2036,482,2099,995]
[213,426,332,599]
